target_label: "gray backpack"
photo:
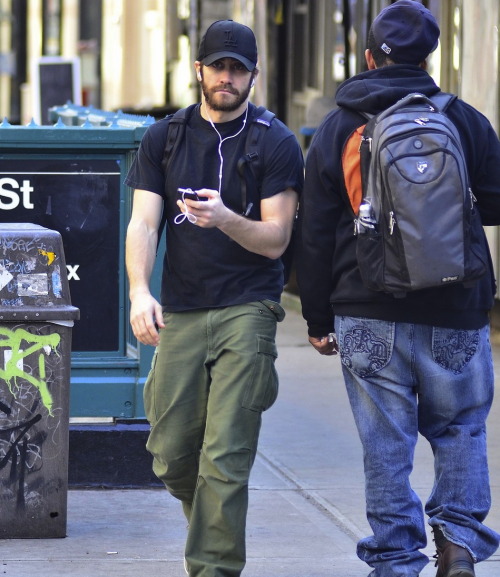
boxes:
[355,92,487,297]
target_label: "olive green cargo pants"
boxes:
[144,301,285,576]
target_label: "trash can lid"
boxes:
[0,223,80,319]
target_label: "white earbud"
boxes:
[251,78,255,88]
[197,72,202,81]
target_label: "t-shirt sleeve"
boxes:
[124,119,169,196]
[260,126,304,199]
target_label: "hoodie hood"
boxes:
[336,65,440,115]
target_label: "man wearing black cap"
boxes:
[297,2,500,577]
[125,19,303,577]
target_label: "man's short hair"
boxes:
[367,28,394,68]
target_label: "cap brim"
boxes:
[202,51,256,71]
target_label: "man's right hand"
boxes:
[308,334,339,356]
[130,292,165,346]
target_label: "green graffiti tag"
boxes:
[0,327,60,415]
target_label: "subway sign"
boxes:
[0,158,121,352]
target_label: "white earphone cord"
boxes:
[205,104,249,195]
[174,104,249,225]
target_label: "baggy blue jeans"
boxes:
[335,316,500,577]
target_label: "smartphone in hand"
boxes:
[178,188,207,202]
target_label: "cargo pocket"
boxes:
[242,335,279,412]
[260,299,286,322]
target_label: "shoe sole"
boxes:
[446,564,475,577]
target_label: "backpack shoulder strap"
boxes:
[252,106,276,129]
[237,106,275,216]
[161,105,197,173]
[157,105,196,248]
[429,91,457,113]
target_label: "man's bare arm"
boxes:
[126,189,164,346]
[178,187,299,258]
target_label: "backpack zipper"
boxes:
[470,188,477,210]
[389,211,396,235]
[359,135,372,152]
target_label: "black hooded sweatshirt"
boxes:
[297,65,500,338]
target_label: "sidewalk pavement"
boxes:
[2,295,500,577]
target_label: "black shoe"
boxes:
[433,527,475,577]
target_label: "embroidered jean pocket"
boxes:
[337,316,394,377]
[432,327,480,374]
[242,335,279,412]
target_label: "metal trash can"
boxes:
[0,223,79,538]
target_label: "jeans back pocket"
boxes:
[337,316,395,377]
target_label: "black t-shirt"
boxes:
[125,103,304,311]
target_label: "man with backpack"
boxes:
[297,1,500,576]
[124,19,303,577]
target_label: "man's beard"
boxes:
[201,80,252,112]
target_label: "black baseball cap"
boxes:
[371,0,440,64]
[197,20,258,71]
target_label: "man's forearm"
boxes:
[217,210,289,259]
[125,219,158,299]
[217,189,298,259]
